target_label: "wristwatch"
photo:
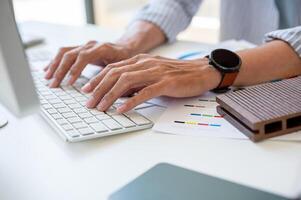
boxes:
[206,49,241,93]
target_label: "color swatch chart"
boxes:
[153,92,247,139]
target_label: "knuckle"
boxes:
[141,87,152,97]
[69,68,77,76]
[63,52,74,60]
[127,98,137,108]
[58,47,68,53]
[136,53,147,59]
[109,68,120,76]
[120,72,131,81]
[78,50,89,58]
[92,87,101,98]
[86,40,97,45]
[103,92,114,101]
[54,69,63,79]
[140,58,154,64]
[101,42,113,49]
[106,63,115,71]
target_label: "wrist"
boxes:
[204,64,223,90]
[116,21,165,57]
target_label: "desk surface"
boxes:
[1,22,301,200]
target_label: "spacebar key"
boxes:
[102,119,122,130]
[124,111,151,126]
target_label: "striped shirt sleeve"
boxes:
[264,26,301,58]
[130,0,202,42]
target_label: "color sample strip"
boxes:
[198,99,216,102]
[174,120,221,127]
[190,113,223,118]
[184,104,205,108]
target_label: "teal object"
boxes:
[109,163,294,200]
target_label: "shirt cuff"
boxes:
[264,26,301,58]
[130,0,194,43]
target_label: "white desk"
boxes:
[1,22,301,200]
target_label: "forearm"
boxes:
[116,21,166,57]
[234,40,301,86]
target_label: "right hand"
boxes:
[44,40,134,88]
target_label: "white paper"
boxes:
[153,92,248,139]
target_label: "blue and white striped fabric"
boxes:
[131,0,301,56]
[265,26,301,58]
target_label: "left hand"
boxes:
[81,54,222,113]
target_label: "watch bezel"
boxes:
[209,49,241,73]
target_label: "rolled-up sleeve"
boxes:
[264,26,301,58]
[131,0,202,42]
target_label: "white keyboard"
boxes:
[32,71,153,142]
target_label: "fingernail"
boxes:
[67,75,75,85]
[117,104,127,113]
[44,70,51,79]
[82,83,92,92]
[49,79,58,88]
[86,97,95,108]
[97,99,107,111]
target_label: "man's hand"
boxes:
[82,54,222,113]
[44,41,134,88]
[44,21,166,88]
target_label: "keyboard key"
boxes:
[90,109,105,115]
[42,104,52,109]
[75,96,87,102]
[62,112,77,118]
[57,107,72,113]
[59,95,72,100]
[78,112,93,119]
[62,124,73,131]
[112,115,135,128]
[78,127,94,136]
[73,108,87,114]
[68,103,82,109]
[124,111,151,125]
[63,99,76,104]
[40,91,52,96]
[66,130,80,137]
[70,93,83,98]
[79,101,86,106]
[96,114,111,121]
[105,107,118,115]
[52,103,66,109]
[90,123,108,133]
[72,122,88,129]
[47,108,57,114]
[56,119,68,125]
[84,117,98,124]
[134,103,154,110]
[67,117,82,124]
[48,99,62,104]
[44,94,57,100]
[51,113,62,120]
[40,99,48,104]
[102,119,122,130]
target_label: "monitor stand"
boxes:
[0,114,8,128]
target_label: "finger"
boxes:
[67,41,100,85]
[95,70,156,111]
[45,46,77,79]
[44,65,49,72]
[49,47,82,87]
[85,64,141,108]
[117,83,163,113]
[81,55,149,93]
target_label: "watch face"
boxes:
[210,49,241,73]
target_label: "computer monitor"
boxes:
[0,0,39,119]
